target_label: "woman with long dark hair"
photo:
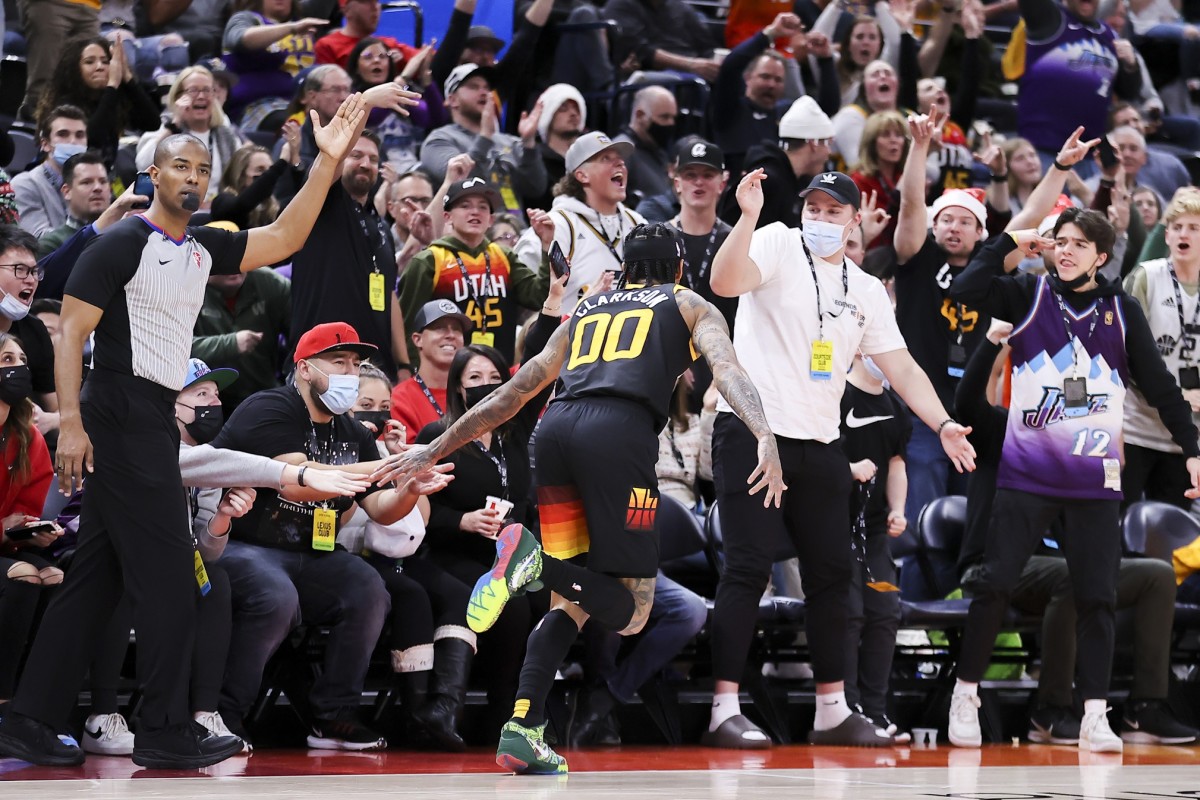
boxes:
[34,36,161,168]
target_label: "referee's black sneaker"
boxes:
[307,712,387,751]
[0,710,86,766]
[131,720,244,769]
[1120,700,1199,745]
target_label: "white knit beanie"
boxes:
[537,83,587,143]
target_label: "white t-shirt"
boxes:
[716,222,907,442]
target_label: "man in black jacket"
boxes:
[719,95,832,229]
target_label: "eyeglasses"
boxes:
[182,87,215,97]
[493,232,518,244]
[0,264,45,281]
[360,51,390,62]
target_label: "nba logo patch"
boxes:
[625,487,658,532]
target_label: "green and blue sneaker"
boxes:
[467,524,544,633]
[496,720,568,775]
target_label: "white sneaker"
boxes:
[948,693,982,748]
[194,711,251,753]
[1080,708,1124,753]
[82,712,135,755]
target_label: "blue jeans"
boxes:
[903,412,970,544]
[218,541,390,721]
[591,572,707,703]
[1138,24,1200,80]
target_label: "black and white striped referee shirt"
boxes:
[64,216,248,391]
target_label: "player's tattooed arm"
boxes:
[428,321,570,460]
[678,289,787,507]
[678,290,771,441]
[619,576,658,635]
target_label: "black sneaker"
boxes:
[132,720,244,769]
[865,712,912,745]
[307,713,386,751]
[0,711,85,766]
[1027,705,1080,744]
[1121,700,1199,745]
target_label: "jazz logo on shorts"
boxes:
[626,487,658,532]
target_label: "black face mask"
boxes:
[181,403,225,444]
[356,409,391,435]
[648,122,675,151]
[1049,265,1096,293]
[0,364,33,405]
[463,381,502,410]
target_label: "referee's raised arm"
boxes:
[238,93,370,272]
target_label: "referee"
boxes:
[0,95,371,769]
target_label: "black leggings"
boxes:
[710,413,854,684]
[0,555,57,699]
[371,555,471,656]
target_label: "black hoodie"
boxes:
[950,233,1200,464]
[718,142,810,230]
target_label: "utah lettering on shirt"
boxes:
[454,273,509,301]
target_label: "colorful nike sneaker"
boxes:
[496,720,568,775]
[467,524,543,633]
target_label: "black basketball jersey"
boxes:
[555,283,697,430]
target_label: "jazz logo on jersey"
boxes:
[1022,385,1110,430]
[625,487,659,532]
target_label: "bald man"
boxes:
[615,85,679,203]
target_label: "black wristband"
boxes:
[937,418,956,434]
[1052,158,1071,171]
[297,465,307,488]
[989,172,1008,182]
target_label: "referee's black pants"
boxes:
[13,373,196,732]
[710,413,854,684]
[958,488,1121,699]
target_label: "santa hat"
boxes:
[931,188,987,230]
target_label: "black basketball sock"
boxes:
[511,609,580,728]
[539,557,636,630]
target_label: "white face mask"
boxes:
[861,354,886,383]
[802,218,848,258]
[0,289,30,321]
[307,361,360,415]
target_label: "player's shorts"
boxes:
[534,397,661,579]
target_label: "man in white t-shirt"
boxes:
[703,169,976,748]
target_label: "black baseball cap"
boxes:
[799,171,861,210]
[675,138,725,171]
[443,176,503,212]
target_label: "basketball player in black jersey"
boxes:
[374,223,785,774]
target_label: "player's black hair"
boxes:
[619,223,683,288]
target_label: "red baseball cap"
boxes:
[294,322,378,363]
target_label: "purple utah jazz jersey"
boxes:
[999,276,1129,499]
[1018,13,1119,151]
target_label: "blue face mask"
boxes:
[802,219,848,258]
[307,361,360,415]
[52,143,87,167]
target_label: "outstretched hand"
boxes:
[939,422,976,473]
[748,435,787,508]
[908,105,948,148]
[1055,126,1101,169]
[312,93,368,161]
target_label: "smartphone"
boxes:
[549,241,571,280]
[132,171,154,209]
[5,522,56,541]
[1097,136,1119,170]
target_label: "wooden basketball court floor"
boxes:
[4,743,1200,799]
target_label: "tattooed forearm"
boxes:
[689,307,773,441]
[619,576,658,635]
[429,325,569,459]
